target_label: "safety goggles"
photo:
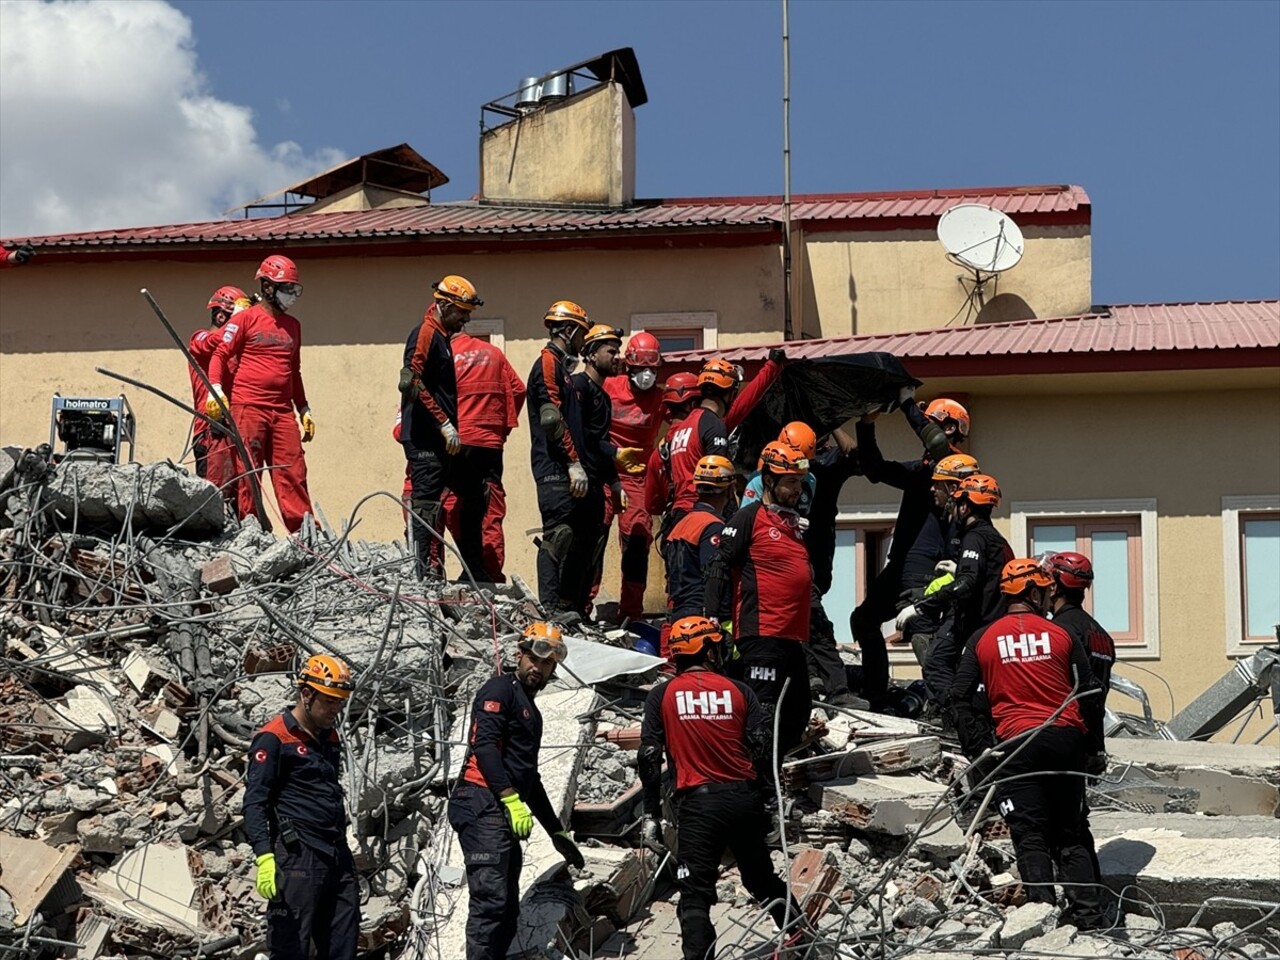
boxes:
[275,283,303,298]
[519,637,567,663]
[628,349,661,367]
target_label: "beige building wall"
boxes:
[802,225,1092,336]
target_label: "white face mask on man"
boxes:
[273,285,301,310]
[630,368,657,391]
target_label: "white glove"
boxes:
[934,560,956,575]
[898,384,916,406]
[439,421,461,455]
[568,461,589,498]
[894,604,920,632]
[640,817,663,851]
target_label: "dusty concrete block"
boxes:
[1103,737,1279,817]
[1020,923,1078,954]
[998,902,1058,949]
[53,686,116,734]
[46,460,224,536]
[811,774,949,836]
[893,895,942,927]
[200,554,238,594]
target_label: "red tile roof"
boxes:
[663,301,1280,376]
[7,184,1089,250]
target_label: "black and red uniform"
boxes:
[639,669,799,960]
[951,611,1104,924]
[209,302,312,531]
[564,370,618,612]
[704,501,813,761]
[661,502,729,659]
[244,709,358,960]
[1051,603,1116,700]
[449,673,562,960]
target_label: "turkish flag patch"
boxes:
[296,744,308,756]
[254,749,267,763]
[483,700,502,714]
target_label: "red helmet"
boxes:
[661,372,699,407]
[207,285,248,312]
[256,255,300,285]
[1042,551,1094,591]
[924,398,970,438]
[1000,558,1054,596]
[778,422,817,460]
[624,331,662,368]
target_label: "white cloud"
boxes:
[0,0,345,238]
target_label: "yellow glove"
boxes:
[205,385,228,421]
[255,852,277,899]
[615,446,646,475]
[501,793,534,838]
[300,408,316,443]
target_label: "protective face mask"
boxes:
[630,368,657,391]
[275,290,299,310]
[563,354,580,375]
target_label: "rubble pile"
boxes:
[1,451,1278,960]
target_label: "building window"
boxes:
[464,317,504,351]
[1222,496,1280,655]
[1011,498,1159,658]
[631,312,718,353]
[828,507,898,649]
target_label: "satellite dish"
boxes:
[937,204,1025,273]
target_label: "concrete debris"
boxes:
[2,451,1278,960]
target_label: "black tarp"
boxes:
[734,352,919,466]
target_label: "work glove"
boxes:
[639,817,664,852]
[11,244,34,264]
[924,572,954,596]
[614,446,646,475]
[300,408,316,443]
[439,421,461,455]
[568,461,589,498]
[254,852,278,900]
[898,384,916,407]
[768,347,787,364]
[552,830,585,870]
[611,482,627,513]
[500,793,533,839]
[397,366,414,399]
[894,604,920,632]
[205,385,228,420]
[934,560,957,576]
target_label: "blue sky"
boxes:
[4,0,1277,305]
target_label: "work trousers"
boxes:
[266,839,359,960]
[923,616,969,707]
[736,637,812,765]
[599,472,653,620]
[535,477,605,613]
[997,725,1102,921]
[231,404,311,533]
[441,445,504,583]
[448,783,523,960]
[849,560,901,707]
[807,584,851,699]
[443,468,508,584]
[194,430,240,506]
[674,781,799,960]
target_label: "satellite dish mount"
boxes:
[936,204,1025,323]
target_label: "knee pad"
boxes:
[540,523,573,565]
[538,403,565,441]
[411,498,443,531]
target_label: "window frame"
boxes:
[1221,495,1280,657]
[1010,498,1160,659]
[630,312,718,351]
[829,505,914,661]
[464,317,505,351]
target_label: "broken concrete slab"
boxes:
[997,901,1059,949]
[1103,737,1279,817]
[86,841,202,935]
[1093,811,1280,926]
[811,774,950,836]
[786,736,941,783]
[0,832,79,926]
[45,460,225,536]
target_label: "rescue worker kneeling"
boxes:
[950,559,1106,929]
[449,624,585,960]
[639,617,805,960]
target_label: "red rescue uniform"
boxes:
[209,303,311,531]
[187,328,238,501]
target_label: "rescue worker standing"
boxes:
[401,275,483,579]
[704,441,814,763]
[601,331,665,620]
[440,330,526,583]
[526,301,592,611]
[188,284,247,498]
[644,373,701,534]
[449,624,585,960]
[208,255,314,532]
[638,617,805,960]
[663,455,736,657]
[950,559,1105,928]
[244,655,359,960]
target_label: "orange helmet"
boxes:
[669,616,724,657]
[433,275,483,311]
[624,331,662,367]
[207,285,248,312]
[932,453,980,482]
[297,654,354,700]
[924,398,970,438]
[256,255,300,285]
[953,473,1001,507]
[543,300,590,332]
[1000,558,1054,596]
[697,358,742,393]
[582,323,623,354]
[778,422,817,460]
[693,455,736,488]
[759,440,809,476]
[661,372,700,407]
[519,621,567,663]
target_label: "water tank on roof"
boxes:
[516,77,540,111]
[539,73,571,102]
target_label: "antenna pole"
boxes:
[781,0,793,341]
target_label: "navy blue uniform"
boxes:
[664,502,727,620]
[449,673,561,960]
[526,342,581,481]
[244,709,358,960]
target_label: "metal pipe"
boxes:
[781,0,793,341]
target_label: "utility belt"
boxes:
[676,778,754,799]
